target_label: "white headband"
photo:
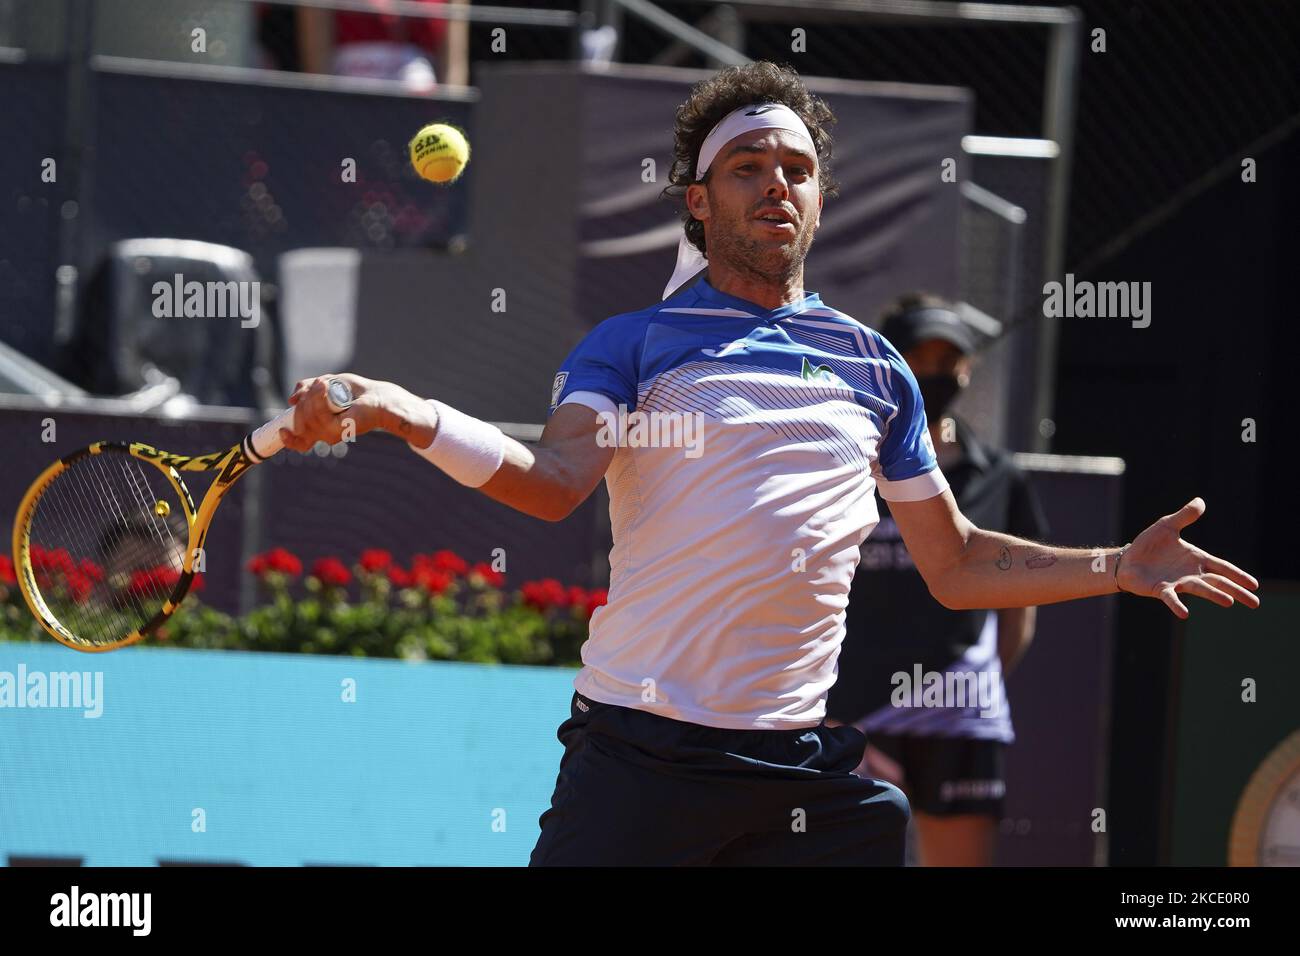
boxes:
[663,102,817,300]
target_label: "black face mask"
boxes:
[915,373,963,420]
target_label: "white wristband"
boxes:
[407,399,505,488]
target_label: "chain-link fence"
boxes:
[625,0,1300,268]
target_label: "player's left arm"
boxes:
[995,468,1049,672]
[890,490,1261,620]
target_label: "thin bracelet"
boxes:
[1113,543,1130,589]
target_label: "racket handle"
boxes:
[245,379,354,461]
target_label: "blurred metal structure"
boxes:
[58,238,280,409]
[0,338,85,399]
[953,180,1021,450]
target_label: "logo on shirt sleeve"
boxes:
[550,371,569,410]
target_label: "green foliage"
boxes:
[0,554,603,668]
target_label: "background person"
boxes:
[827,292,1049,866]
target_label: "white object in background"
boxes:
[277,248,361,390]
[332,42,437,91]
[581,26,617,68]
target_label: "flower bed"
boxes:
[0,548,604,666]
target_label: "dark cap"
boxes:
[882,305,976,355]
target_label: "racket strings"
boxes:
[25,451,190,647]
[42,474,123,649]
[90,453,182,629]
[88,453,187,625]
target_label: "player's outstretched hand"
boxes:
[280,372,388,452]
[1117,497,1261,619]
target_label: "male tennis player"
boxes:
[279,61,1260,866]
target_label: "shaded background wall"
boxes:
[1052,122,1300,865]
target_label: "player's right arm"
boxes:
[282,375,615,522]
[475,403,614,521]
[289,315,637,522]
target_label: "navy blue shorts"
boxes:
[530,692,911,866]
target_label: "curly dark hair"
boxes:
[661,61,840,258]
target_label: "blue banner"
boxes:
[0,643,575,866]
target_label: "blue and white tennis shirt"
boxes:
[547,277,950,729]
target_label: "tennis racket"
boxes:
[10,378,354,652]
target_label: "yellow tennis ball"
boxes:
[408,123,470,184]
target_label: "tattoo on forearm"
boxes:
[997,546,1012,570]
[1025,552,1058,569]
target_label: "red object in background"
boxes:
[360,549,393,573]
[311,557,352,587]
[126,566,182,603]
[249,547,303,578]
[0,555,16,585]
[522,578,570,612]
[470,561,505,588]
[335,0,449,54]
[584,588,609,620]
[414,567,453,596]
[266,548,303,577]
[65,570,93,603]
[31,546,75,575]
[387,565,413,588]
[415,549,468,577]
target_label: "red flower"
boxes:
[126,566,181,603]
[469,561,505,588]
[78,558,104,582]
[267,548,303,577]
[521,582,547,611]
[521,578,569,612]
[65,569,93,603]
[48,548,74,574]
[414,567,453,596]
[311,557,352,587]
[566,585,588,608]
[247,554,268,576]
[126,569,153,600]
[414,549,468,577]
[387,565,413,588]
[359,549,393,573]
[29,546,71,574]
[544,579,570,606]
[189,572,205,594]
[584,588,608,619]
[0,555,15,585]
